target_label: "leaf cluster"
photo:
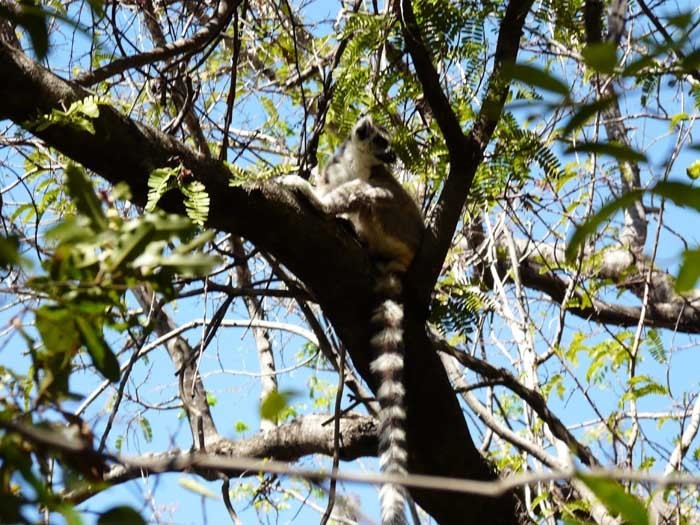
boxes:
[27,164,219,401]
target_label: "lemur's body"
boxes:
[281,117,423,525]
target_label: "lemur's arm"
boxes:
[279,175,392,215]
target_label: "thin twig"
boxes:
[320,345,347,524]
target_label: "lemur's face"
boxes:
[352,117,397,164]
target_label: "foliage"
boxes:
[146,167,211,226]
[2,0,700,524]
[25,96,106,136]
[260,389,298,424]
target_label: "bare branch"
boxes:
[75,0,239,86]
[133,286,220,449]
[433,335,599,468]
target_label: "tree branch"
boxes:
[133,286,220,449]
[74,0,239,86]
[433,336,599,468]
[398,0,535,309]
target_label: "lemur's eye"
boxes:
[373,135,389,149]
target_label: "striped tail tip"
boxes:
[380,483,407,525]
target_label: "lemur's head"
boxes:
[352,116,397,165]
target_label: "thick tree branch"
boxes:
[495,239,700,333]
[519,264,700,333]
[101,413,377,499]
[0,413,376,499]
[399,0,535,309]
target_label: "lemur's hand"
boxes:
[277,175,327,212]
[278,174,310,189]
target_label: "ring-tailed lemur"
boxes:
[280,116,423,525]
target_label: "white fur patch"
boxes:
[370,353,403,374]
[370,329,403,349]
[378,406,406,424]
[372,300,403,324]
[387,427,406,443]
[379,484,407,525]
[377,380,405,400]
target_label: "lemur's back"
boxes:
[356,164,423,272]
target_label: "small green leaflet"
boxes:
[64,164,108,231]
[581,43,618,74]
[147,167,210,225]
[686,160,700,180]
[260,389,298,423]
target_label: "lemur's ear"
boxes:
[354,116,373,140]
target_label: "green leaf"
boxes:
[206,393,217,406]
[645,329,667,364]
[12,2,49,59]
[181,180,210,226]
[567,142,647,163]
[138,416,152,443]
[64,164,107,231]
[0,235,22,268]
[686,160,700,180]
[86,0,105,17]
[56,503,83,525]
[622,55,655,76]
[174,229,215,255]
[146,168,178,212]
[155,253,220,276]
[35,306,82,355]
[46,216,96,244]
[107,222,155,272]
[676,249,700,292]
[582,43,618,74]
[503,63,570,97]
[577,474,648,525]
[649,181,700,210]
[98,506,146,525]
[670,112,690,129]
[142,212,195,233]
[179,477,216,498]
[625,374,668,401]
[74,315,119,382]
[260,389,297,423]
[80,97,100,118]
[681,48,700,71]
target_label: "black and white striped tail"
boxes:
[369,270,408,525]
